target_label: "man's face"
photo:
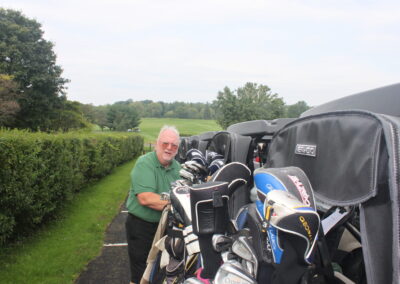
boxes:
[155,129,179,167]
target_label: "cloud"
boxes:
[2,0,400,106]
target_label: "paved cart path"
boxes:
[76,203,130,284]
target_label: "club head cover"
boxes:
[185,160,208,174]
[210,162,252,195]
[207,158,225,176]
[253,166,317,210]
[266,190,320,264]
[253,166,319,264]
[205,150,224,165]
[186,148,207,167]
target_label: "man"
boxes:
[125,125,181,284]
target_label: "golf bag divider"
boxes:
[190,181,230,279]
[210,162,252,221]
[266,110,400,284]
[207,131,253,218]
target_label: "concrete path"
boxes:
[75,203,130,284]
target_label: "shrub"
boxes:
[0,130,143,245]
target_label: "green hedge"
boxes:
[0,130,143,245]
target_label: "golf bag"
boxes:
[245,166,323,284]
[265,110,400,284]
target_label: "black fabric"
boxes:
[210,162,252,219]
[245,203,273,264]
[266,111,385,206]
[206,131,253,219]
[271,233,309,284]
[198,234,222,279]
[360,181,392,284]
[300,83,400,118]
[275,210,320,260]
[125,213,159,283]
[190,182,230,235]
[176,137,190,163]
[264,110,400,284]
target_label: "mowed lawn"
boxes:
[139,118,222,143]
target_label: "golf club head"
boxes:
[214,261,257,284]
[212,234,233,253]
[186,149,207,167]
[206,150,224,164]
[231,236,258,277]
[185,160,207,173]
[183,277,205,284]
[208,158,225,175]
[179,168,195,183]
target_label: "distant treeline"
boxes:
[79,93,310,131]
[79,100,215,131]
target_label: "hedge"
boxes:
[0,130,143,245]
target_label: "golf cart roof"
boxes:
[301,83,400,118]
[226,118,296,138]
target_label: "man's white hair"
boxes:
[157,125,180,142]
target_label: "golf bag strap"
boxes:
[316,230,335,283]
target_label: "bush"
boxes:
[0,129,143,245]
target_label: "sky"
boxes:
[1,0,400,107]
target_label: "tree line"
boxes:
[0,8,310,132]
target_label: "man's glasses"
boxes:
[161,142,179,151]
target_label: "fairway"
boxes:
[139,118,222,143]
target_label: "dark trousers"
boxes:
[125,213,159,283]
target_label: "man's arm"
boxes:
[136,192,168,211]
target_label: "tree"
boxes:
[51,101,91,132]
[214,87,238,128]
[0,74,20,127]
[0,9,69,130]
[202,103,212,119]
[107,102,140,131]
[214,83,285,128]
[286,101,311,118]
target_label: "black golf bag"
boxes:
[264,110,400,284]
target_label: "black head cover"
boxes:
[210,162,252,195]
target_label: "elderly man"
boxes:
[125,125,181,284]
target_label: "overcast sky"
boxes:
[2,0,399,107]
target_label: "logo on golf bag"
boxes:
[295,144,317,157]
[299,215,313,241]
[288,175,311,206]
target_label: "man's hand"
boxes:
[136,192,168,211]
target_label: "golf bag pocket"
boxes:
[190,181,230,235]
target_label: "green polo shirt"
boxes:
[126,151,181,222]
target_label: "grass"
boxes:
[0,159,136,284]
[139,118,222,144]
[0,118,221,283]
